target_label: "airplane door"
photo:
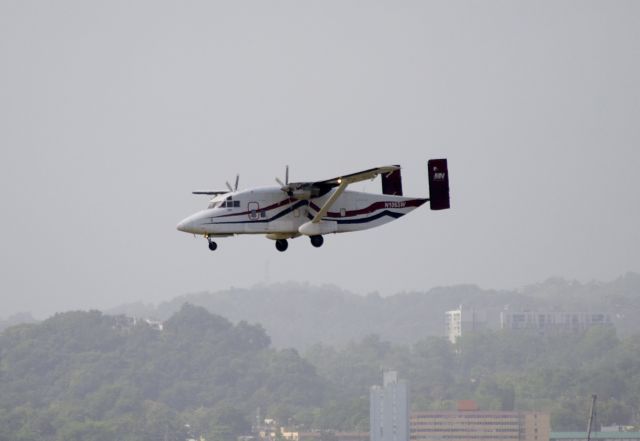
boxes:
[248,202,259,220]
[245,201,268,233]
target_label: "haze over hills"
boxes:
[104,273,640,349]
[4,298,640,440]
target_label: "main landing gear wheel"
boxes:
[208,241,217,251]
[275,239,288,252]
[310,235,324,248]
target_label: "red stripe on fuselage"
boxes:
[309,199,427,218]
[213,198,293,219]
[211,198,426,220]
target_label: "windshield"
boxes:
[207,197,240,209]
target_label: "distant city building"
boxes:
[411,400,549,441]
[500,311,612,334]
[550,433,640,441]
[335,432,369,441]
[112,315,164,332]
[370,371,409,441]
[445,307,486,344]
[602,427,638,433]
[287,432,368,441]
[255,419,368,441]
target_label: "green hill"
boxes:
[109,273,640,349]
[0,304,325,441]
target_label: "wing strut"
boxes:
[311,180,349,223]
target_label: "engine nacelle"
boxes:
[298,221,337,236]
[291,189,313,199]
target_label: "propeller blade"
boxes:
[225,181,233,192]
[275,177,285,188]
[285,165,289,185]
[234,174,239,191]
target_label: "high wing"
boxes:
[192,190,228,196]
[283,165,400,223]
[313,165,400,187]
[192,174,240,196]
[283,165,400,197]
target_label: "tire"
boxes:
[208,241,218,251]
[275,239,288,252]
[310,235,324,248]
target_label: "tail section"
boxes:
[428,159,450,210]
[381,165,403,196]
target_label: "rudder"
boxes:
[428,159,450,210]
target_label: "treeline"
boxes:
[304,329,639,431]
[108,273,640,349]
[0,305,324,441]
[0,312,36,334]
[2,305,640,441]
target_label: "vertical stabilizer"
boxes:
[428,159,450,210]
[381,166,403,196]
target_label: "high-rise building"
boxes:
[500,311,612,334]
[411,401,549,441]
[370,371,409,441]
[445,307,486,344]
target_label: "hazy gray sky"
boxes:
[1,1,639,317]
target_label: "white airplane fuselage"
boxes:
[177,186,427,239]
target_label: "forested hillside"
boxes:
[108,273,640,349]
[3,304,640,441]
[305,329,640,431]
[0,312,36,333]
[0,305,325,441]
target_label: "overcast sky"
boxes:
[1,1,639,318]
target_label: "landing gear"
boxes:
[310,235,324,248]
[275,239,288,252]
[208,240,217,251]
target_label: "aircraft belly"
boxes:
[244,222,268,233]
[206,222,239,235]
[268,214,304,234]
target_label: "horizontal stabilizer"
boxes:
[428,159,450,210]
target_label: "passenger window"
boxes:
[234,201,240,207]
[260,211,266,218]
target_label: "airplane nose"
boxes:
[177,212,206,234]
[176,219,189,232]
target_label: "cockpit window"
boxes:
[207,198,240,209]
[208,200,225,209]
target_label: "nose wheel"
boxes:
[208,240,217,251]
[275,239,288,252]
[310,235,324,248]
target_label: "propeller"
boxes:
[275,165,289,189]
[225,174,240,192]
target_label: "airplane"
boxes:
[177,159,450,252]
